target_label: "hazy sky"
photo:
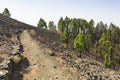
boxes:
[0,0,120,27]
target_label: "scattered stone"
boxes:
[49,51,57,56]
[0,13,119,80]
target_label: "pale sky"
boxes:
[0,0,120,27]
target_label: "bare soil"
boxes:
[20,30,78,80]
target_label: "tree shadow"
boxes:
[11,56,30,80]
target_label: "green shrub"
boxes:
[104,54,112,68]
[11,55,21,64]
[63,44,68,49]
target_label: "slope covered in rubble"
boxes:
[0,14,120,80]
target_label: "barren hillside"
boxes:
[0,14,120,80]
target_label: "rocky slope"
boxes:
[21,30,120,80]
[0,14,120,80]
[0,14,34,80]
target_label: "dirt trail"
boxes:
[20,30,77,80]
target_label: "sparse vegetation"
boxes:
[11,55,21,64]
[48,21,56,31]
[37,18,47,29]
[63,43,68,49]
[36,16,120,69]
[0,12,119,80]
[2,8,11,17]
[74,32,86,53]
[56,17,120,69]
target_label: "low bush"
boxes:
[11,55,21,64]
[63,44,68,49]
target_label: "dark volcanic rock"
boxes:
[0,13,120,80]
[0,14,34,80]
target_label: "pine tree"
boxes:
[48,21,56,31]
[58,17,65,32]
[2,8,11,17]
[74,32,86,57]
[37,18,47,29]
[94,32,113,67]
